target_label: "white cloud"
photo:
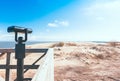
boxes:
[81,0,120,41]
[48,23,58,27]
[85,0,120,17]
[83,0,120,24]
[48,20,69,27]
[59,21,69,27]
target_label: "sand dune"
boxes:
[0,42,120,81]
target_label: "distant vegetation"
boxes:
[50,42,77,47]
[107,41,120,47]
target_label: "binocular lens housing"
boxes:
[7,26,32,33]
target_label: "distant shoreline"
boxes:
[0,41,114,48]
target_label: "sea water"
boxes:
[0,41,42,48]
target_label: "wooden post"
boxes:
[5,52,11,81]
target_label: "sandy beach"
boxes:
[0,42,120,81]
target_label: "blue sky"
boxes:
[0,0,120,41]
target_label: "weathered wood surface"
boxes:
[0,65,39,69]
[0,76,5,81]
[32,48,54,81]
[0,49,48,53]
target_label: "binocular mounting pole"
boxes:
[7,26,32,81]
[15,30,27,81]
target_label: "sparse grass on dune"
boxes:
[50,42,65,48]
[107,41,120,47]
[66,42,77,46]
[50,42,78,48]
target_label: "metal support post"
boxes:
[15,37,25,81]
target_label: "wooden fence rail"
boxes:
[0,48,54,81]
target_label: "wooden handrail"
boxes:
[32,48,54,81]
[0,49,48,53]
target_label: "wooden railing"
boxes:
[32,48,54,81]
[0,48,54,81]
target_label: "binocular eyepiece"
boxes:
[7,26,32,34]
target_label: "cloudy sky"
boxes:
[0,0,120,41]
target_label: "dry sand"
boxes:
[0,42,120,81]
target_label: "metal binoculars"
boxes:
[7,26,32,42]
[7,26,32,34]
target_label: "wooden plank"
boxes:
[5,52,11,81]
[32,48,54,81]
[0,65,39,69]
[0,49,48,53]
[26,49,48,53]
[0,49,14,53]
